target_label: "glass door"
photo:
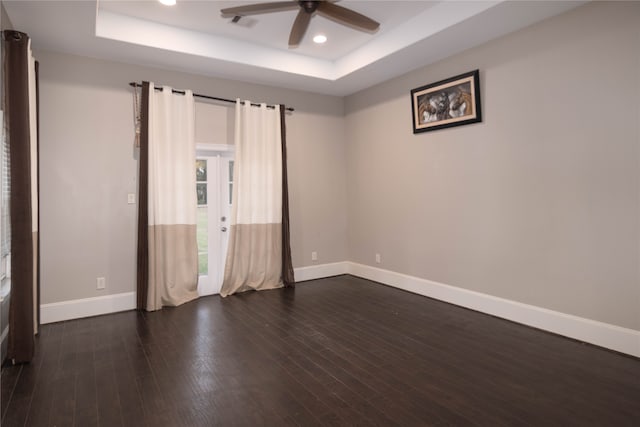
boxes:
[196,150,234,296]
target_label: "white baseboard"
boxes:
[346,262,640,358]
[38,262,350,324]
[40,292,136,324]
[36,262,640,358]
[294,262,349,282]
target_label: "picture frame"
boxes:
[410,69,482,134]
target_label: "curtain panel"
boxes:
[2,30,39,363]
[220,100,294,297]
[137,83,199,311]
[279,105,294,287]
[136,82,150,310]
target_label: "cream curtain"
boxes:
[145,84,199,311]
[220,101,285,297]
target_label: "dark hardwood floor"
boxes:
[2,275,639,426]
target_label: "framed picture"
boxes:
[411,69,482,134]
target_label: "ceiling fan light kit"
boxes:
[313,34,327,44]
[220,0,380,48]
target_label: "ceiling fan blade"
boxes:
[316,2,379,32]
[221,2,298,18]
[288,8,311,48]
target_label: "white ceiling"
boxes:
[4,0,585,96]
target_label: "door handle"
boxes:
[221,227,228,232]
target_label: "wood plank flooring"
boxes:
[2,275,639,426]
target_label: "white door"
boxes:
[196,150,234,296]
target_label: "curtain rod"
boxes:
[129,82,294,112]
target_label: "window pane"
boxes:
[196,159,207,182]
[197,183,207,205]
[1,122,10,258]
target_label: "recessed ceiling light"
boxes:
[159,0,176,6]
[313,34,327,44]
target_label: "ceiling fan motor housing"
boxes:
[300,1,320,14]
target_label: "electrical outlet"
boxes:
[311,251,318,261]
[127,193,136,204]
[97,277,106,290]
[375,253,381,264]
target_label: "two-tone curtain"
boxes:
[2,30,39,363]
[136,82,199,311]
[220,100,294,297]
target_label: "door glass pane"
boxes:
[196,159,207,181]
[198,252,208,276]
[197,206,208,275]
[197,159,208,206]
[197,183,207,205]
[196,159,208,275]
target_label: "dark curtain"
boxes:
[136,82,150,309]
[279,105,294,287]
[35,60,40,329]
[3,30,37,363]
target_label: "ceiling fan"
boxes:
[220,1,380,48]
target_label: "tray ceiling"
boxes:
[3,1,585,96]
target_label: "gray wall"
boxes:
[345,1,640,330]
[1,0,13,103]
[1,1,12,31]
[37,51,347,304]
[36,2,640,333]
